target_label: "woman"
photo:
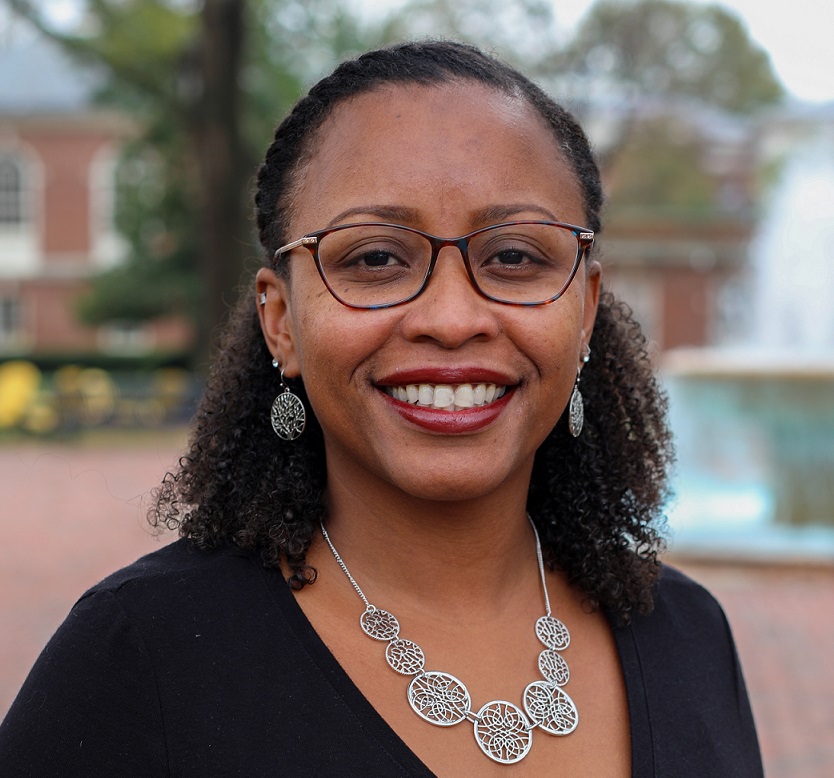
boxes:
[0,41,762,776]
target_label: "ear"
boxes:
[580,259,602,356]
[255,268,301,378]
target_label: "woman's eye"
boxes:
[484,247,543,268]
[358,250,399,267]
[492,249,528,265]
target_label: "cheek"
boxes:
[289,283,389,393]
[532,297,584,370]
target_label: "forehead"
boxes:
[290,81,585,233]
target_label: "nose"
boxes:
[399,245,500,348]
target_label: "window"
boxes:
[90,146,128,267]
[0,297,23,344]
[98,321,154,354]
[0,149,38,275]
[0,156,24,226]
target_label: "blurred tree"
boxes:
[553,0,783,114]
[548,0,783,222]
[10,0,238,366]
[379,0,561,71]
[604,117,717,219]
[8,0,781,361]
[8,0,561,367]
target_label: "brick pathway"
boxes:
[1,436,832,775]
[0,436,182,714]
[673,559,834,777]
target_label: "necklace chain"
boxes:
[319,517,579,765]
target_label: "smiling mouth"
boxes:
[381,382,508,412]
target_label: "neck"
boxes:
[319,462,539,615]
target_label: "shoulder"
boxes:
[625,563,738,667]
[86,537,252,594]
[652,564,730,633]
[71,539,289,657]
[79,538,264,616]
[617,563,763,777]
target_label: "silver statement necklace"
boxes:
[319,518,579,765]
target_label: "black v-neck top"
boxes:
[0,540,763,776]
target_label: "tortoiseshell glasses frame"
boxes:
[273,220,595,309]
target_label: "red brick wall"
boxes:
[25,131,112,257]
[662,269,710,349]
[23,278,98,351]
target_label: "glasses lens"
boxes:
[468,223,581,304]
[317,225,431,307]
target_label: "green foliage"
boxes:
[14,0,421,365]
[378,0,561,71]
[10,0,786,366]
[605,118,717,219]
[16,351,193,373]
[13,0,206,333]
[554,0,784,113]
[77,132,201,324]
[65,0,195,99]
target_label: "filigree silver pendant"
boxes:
[538,649,570,686]
[536,615,571,651]
[523,681,579,735]
[360,608,399,641]
[474,701,534,764]
[386,639,425,675]
[270,391,306,440]
[408,671,471,726]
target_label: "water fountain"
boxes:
[662,130,834,559]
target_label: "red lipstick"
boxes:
[380,387,514,434]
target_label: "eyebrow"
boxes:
[326,205,420,227]
[471,204,561,224]
[325,203,563,230]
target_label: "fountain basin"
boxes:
[662,348,834,560]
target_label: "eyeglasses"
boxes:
[274,220,594,309]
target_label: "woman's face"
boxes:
[258,81,600,503]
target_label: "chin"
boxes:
[389,465,518,505]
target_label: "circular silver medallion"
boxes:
[535,615,570,651]
[386,639,425,675]
[360,608,400,641]
[270,391,306,440]
[523,681,579,735]
[408,671,470,726]
[473,701,533,764]
[538,649,570,686]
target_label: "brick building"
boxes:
[0,31,191,359]
[582,100,758,352]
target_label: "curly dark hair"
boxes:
[150,41,673,625]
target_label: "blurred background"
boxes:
[1,0,832,773]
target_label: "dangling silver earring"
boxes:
[270,358,306,440]
[568,345,590,438]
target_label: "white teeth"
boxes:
[454,385,475,408]
[384,382,508,412]
[432,385,455,408]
